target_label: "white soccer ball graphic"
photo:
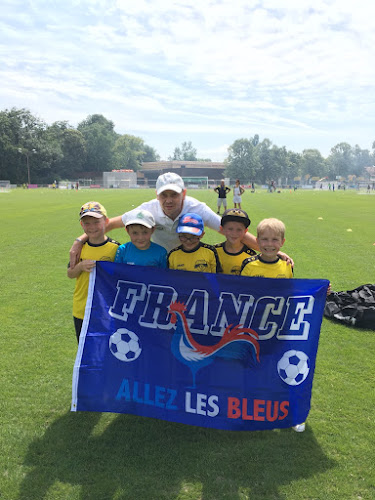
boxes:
[109,328,142,362]
[277,350,310,386]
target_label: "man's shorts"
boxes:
[217,198,227,208]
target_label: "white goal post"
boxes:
[181,176,209,189]
[0,180,11,192]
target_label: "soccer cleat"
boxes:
[292,422,306,432]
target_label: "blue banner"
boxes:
[72,262,329,431]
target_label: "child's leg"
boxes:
[73,317,83,343]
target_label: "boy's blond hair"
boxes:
[257,218,286,239]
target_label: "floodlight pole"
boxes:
[18,148,36,185]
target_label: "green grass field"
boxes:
[1,187,374,500]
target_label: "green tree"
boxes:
[0,108,47,184]
[45,122,87,180]
[225,138,260,182]
[113,134,146,171]
[352,145,373,177]
[168,141,197,161]
[301,149,327,178]
[257,139,274,183]
[77,114,118,172]
[285,150,302,184]
[168,147,182,160]
[327,142,353,180]
[141,144,160,163]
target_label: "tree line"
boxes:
[0,108,374,184]
[225,135,375,185]
[0,108,159,184]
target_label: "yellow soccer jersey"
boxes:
[215,242,256,275]
[167,242,222,273]
[240,255,293,279]
[71,238,120,319]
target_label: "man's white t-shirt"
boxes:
[121,196,221,252]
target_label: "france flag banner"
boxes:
[71,261,329,431]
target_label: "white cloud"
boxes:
[0,0,374,159]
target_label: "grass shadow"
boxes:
[19,411,335,500]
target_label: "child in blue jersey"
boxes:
[114,209,167,268]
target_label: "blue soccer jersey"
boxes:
[115,241,167,268]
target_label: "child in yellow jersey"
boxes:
[240,217,331,433]
[67,201,120,342]
[167,212,222,273]
[215,208,256,275]
[240,218,293,278]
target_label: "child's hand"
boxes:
[80,259,96,272]
[327,283,332,296]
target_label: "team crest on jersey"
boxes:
[194,259,209,271]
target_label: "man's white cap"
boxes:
[156,172,185,195]
[125,209,155,229]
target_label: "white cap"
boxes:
[156,172,185,195]
[125,209,155,229]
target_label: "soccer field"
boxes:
[1,187,374,500]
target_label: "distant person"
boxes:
[70,173,290,267]
[114,209,167,268]
[214,179,231,215]
[167,213,222,273]
[215,209,256,275]
[233,179,245,209]
[67,202,120,342]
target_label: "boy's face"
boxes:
[178,232,203,252]
[221,221,247,245]
[257,228,285,261]
[126,224,154,250]
[80,215,107,238]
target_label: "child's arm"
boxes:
[67,260,96,279]
[69,216,124,268]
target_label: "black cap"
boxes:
[221,208,251,228]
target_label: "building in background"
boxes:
[103,170,137,189]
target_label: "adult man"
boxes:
[70,172,292,266]
[214,179,231,215]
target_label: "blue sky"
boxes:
[1,0,375,161]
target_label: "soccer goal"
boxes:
[0,180,11,192]
[181,176,209,189]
